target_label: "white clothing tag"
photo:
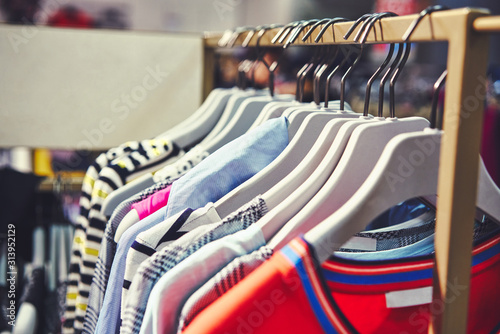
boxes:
[385,286,433,308]
[340,236,377,251]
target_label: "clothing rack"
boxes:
[202,8,500,334]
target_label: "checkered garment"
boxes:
[120,196,269,334]
[82,146,209,334]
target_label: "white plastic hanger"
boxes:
[214,41,359,217]
[247,43,336,129]
[214,111,362,218]
[248,100,301,130]
[200,89,266,144]
[256,117,374,233]
[157,88,233,143]
[101,173,157,216]
[101,89,261,216]
[285,102,353,139]
[264,40,429,247]
[203,93,294,154]
[304,128,500,262]
[266,116,429,249]
[155,88,229,141]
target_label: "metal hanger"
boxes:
[253,24,284,97]
[402,5,449,41]
[431,69,447,129]
[312,17,355,108]
[302,18,348,106]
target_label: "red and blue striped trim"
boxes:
[321,234,500,291]
[280,238,356,334]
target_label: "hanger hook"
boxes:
[314,17,352,108]
[431,69,447,129]
[272,21,303,44]
[343,13,374,40]
[338,13,390,110]
[377,42,404,117]
[314,17,349,43]
[389,42,411,118]
[228,26,254,48]
[356,12,397,43]
[324,45,351,108]
[218,29,234,48]
[402,5,449,41]
[284,19,319,48]
[256,25,283,97]
[271,22,295,44]
[313,46,339,106]
[276,20,306,44]
[356,12,399,116]
[301,18,332,42]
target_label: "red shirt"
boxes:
[182,233,500,334]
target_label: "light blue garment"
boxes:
[165,117,289,219]
[94,209,168,334]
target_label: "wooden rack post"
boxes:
[203,8,498,333]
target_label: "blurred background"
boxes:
[1,0,499,186]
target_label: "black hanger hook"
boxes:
[256,25,283,97]
[284,19,319,48]
[301,18,332,42]
[343,13,373,40]
[277,20,306,44]
[389,42,411,118]
[377,42,404,117]
[402,5,449,41]
[356,12,397,43]
[313,46,339,106]
[315,17,349,43]
[431,69,447,129]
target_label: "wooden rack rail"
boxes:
[203,8,500,334]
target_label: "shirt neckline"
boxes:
[279,232,500,333]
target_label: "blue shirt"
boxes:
[94,209,166,334]
[165,117,289,219]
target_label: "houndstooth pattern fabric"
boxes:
[82,148,209,334]
[121,203,222,310]
[177,246,273,332]
[339,217,436,253]
[120,196,269,334]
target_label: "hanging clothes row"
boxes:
[39,7,500,334]
[0,171,75,334]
